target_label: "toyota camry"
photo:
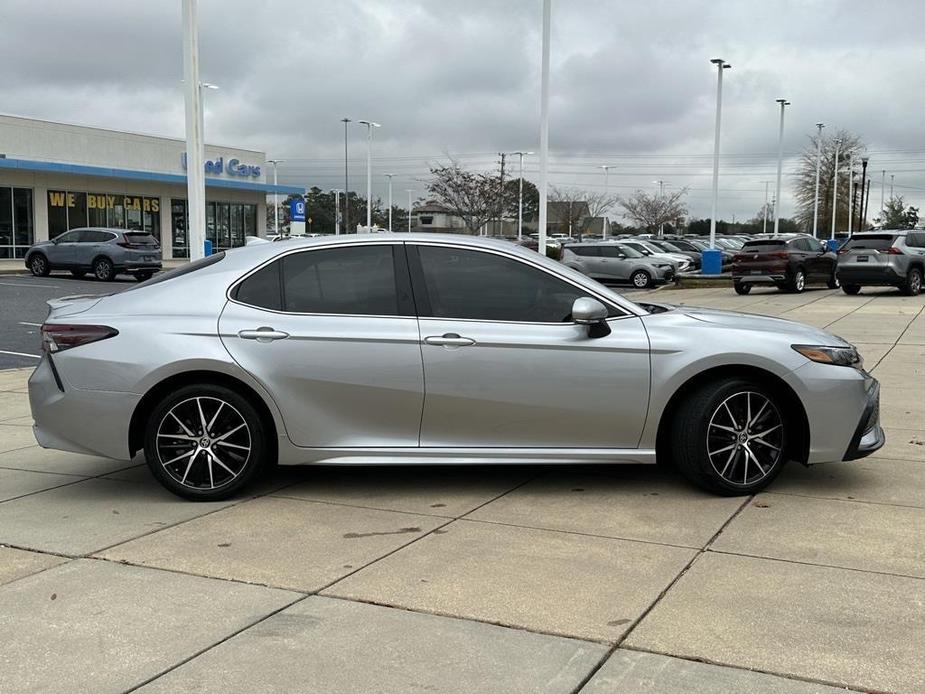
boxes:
[28,235,884,500]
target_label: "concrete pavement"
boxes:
[0,284,923,692]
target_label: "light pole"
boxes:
[406,190,414,233]
[831,138,842,240]
[709,58,731,249]
[509,152,533,240]
[341,117,351,233]
[881,170,886,215]
[333,189,342,235]
[356,120,381,232]
[267,159,283,235]
[890,174,894,199]
[847,154,854,236]
[537,0,551,257]
[773,98,790,235]
[181,0,205,260]
[812,122,824,238]
[858,157,869,231]
[599,164,614,238]
[653,180,665,236]
[763,181,769,234]
[384,174,394,232]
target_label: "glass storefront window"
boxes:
[244,204,256,236]
[68,192,88,229]
[0,187,34,259]
[231,203,243,247]
[46,190,162,244]
[171,199,189,258]
[47,190,68,238]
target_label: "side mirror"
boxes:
[572,297,611,338]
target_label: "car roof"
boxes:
[850,230,908,235]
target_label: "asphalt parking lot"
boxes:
[1,284,924,693]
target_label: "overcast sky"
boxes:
[3,0,924,222]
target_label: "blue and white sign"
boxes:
[290,199,306,223]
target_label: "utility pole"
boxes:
[384,174,394,232]
[267,159,283,235]
[497,152,506,236]
[864,179,871,231]
[773,98,790,235]
[181,0,205,260]
[763,181,769,234]
[514,152,532,240]
[812,123,824,238]
[333,189,342,235]
[599,164,614,238]
[831,139,842,240]
[880,170,886,216]
[847,154,854,236]
[890,174,894,198]
[709,58,731,249]
[341,117,351,233]
[537,0,551,257]
[655,179,665,237]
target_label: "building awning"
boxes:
[0,157,304,195]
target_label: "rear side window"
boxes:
[743,240,786,252]
[569,246,600,257]
[84,230,115,243]
[907,232,925,248]
[843,235,897,251]
[790,238,810,251]
[282,246,399,315]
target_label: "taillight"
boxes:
[41,324,118,353]
[886,246,904,255]
[772,251,790,259]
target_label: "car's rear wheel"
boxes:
[842,284,861,295]
[902,267,922,296]
[733,281,751,295]
[28,254,50,277]
[143,384,268,501]
[787,268,806,293]
[93,257,115,282]
[827,272,840,289]
[670,378,787,495]
[630,270,652,288]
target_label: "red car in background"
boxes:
[732,235,839,294]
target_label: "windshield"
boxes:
[656,241,683,252]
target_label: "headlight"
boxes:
[792,344,863,369]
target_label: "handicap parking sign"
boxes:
[290,199,306,222]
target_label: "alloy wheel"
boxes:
[706,391,783,487]
[794,270,805,292]
[632,271,650,288]
[155,396,252,491]
[31,256,46,275]
[94,260,112,281]
[911,271,922,295]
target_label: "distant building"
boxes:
[411,201,471,233]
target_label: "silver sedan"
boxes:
[29,234,884,500]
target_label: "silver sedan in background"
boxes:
[29,235,883,501]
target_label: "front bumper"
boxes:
[843,380,884,460]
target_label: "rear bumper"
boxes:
[118,260,162,272]
[28,355,137,460]
[836,265,902,285]
[734,273,786,284]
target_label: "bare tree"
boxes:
[617,188,689,233]
[426,162,502,234]
[794,129,865,234]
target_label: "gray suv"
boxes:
[562,242,674,288]
[836,230,925,295]
[25,227,162,282]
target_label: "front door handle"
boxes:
[238,327,290,342]
[424,332,475,347]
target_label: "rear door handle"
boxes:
[424,332,475,347]
[238,327,290,342]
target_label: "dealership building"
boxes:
[0,114,302,260]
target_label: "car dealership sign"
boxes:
[180,152,261,178]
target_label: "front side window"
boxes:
[804,236,825,252]
[417,245,595,323]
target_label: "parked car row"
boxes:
[730,229,925,296]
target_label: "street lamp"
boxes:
[384,173,394,232]
[763,181,770,234]
[537,0,551,257]
[181,0,205,260]
[831,138,842,240]
[709,58,731,249]
[405,189,414,233]
[356,120,381,232]
[859,157,869,231]
[847,153,854,236]
[598,164,614,238]
[773,98,790,235]
[341,117,351,233]
[509,152,534,240]
[332,189,342,235]
[881,170,886,215]
[653,180,665,237]
[812,122,824,238]
[267,159,284,235]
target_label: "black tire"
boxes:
[92,257,115,282]
[28,253,50,277]
[902,267,922,296]
[70,270,86,279]
[134,271,154,282]
[733,281,751,295]
[842,284,861,295]
[670,378,788,496]
[630,270,652,289]
[144,383,269,501]
[827,273,840,289]
[787,267,806,293]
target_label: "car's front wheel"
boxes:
[630,270,652,288]
[143,384,269,500]
[670,378,787,495]
[28,253,50,277]
[733,281,751,295]
[93,257,115,282]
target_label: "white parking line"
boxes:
[0,349,40,359]
[18,322,42,327]
[0,281,61,288]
